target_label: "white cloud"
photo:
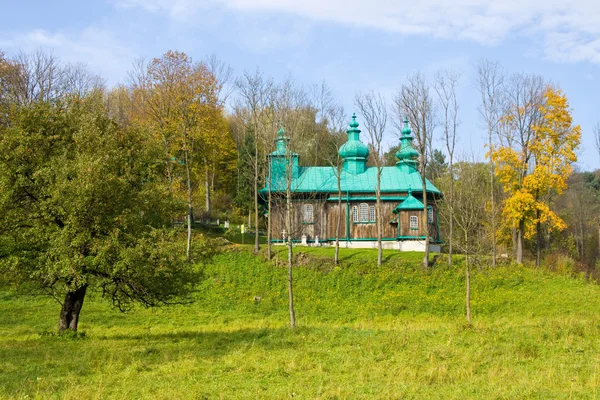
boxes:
[110,0,600,64]
[0,27,133,84]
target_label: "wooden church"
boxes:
[260,114,443,251]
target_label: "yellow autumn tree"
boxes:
[129,50,223,260]
[492,86,580,264]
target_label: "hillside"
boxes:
[1,246,599,399]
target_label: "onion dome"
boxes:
[339,113,369,161]
[396,117,419,167]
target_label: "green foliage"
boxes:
[1,248,600,398]
[0,95,202,317]
[426,148,448,181]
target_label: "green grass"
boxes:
[1,246,600,399]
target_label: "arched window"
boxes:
[303,204,313,223]
[410,215,419,229]
[428,207,434,224]
[369,205,375,222]
[359,203,369,222]
[352,206,358,222]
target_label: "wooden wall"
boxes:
[267,192,440,242]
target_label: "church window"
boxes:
[303,204,313,223]
[359,203,369,222]
[410,215,419,229]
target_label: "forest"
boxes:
[0,49,597,331]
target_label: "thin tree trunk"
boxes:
[516,220,524,264]
[185,149,193,261]
[466,251,471,324]
[536,210,541,268]
[58,285,88,333]
[205,164,211,215]
[579,216,585,260]
[335,172,341,265]
[489,123,497,268]
[597,218,600,261]
[254,136,260,253]
[422,170,430,269]
[286,186,296,329]
[267,188,272,260]
[448,157,453,266]
[512,227,518,259]
[376,168,382,266]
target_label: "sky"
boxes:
[1,0,599,169]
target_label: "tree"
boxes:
[235,70,276,254]
[475,59,504,267]
[0,94,199,333]
[434,69,460,265]
[395,73,437,269]
[129,50,220,260]
[451,160,490,323]
[355,91,388,266]
[493,85,580,265]
[426,149,448,181]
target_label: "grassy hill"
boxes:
[1,246,600,399]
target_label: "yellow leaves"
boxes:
[493,85,580,237]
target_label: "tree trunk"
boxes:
[58,285,88,333]
[421,171,430,269]
[254,137,260,253]
[516,220,524,264]
[448,158,453,266]
[536,210,541,268]
[185,150,193,261]
[205,165,211,216]
[512,227,518,259]
[335,173,341,265]
[267,189,272,260]
[489,125,496,268]
[597,218,600,261]
[376,168,382,266]
[286,186,296,329]
[465,252,471,324]
[579,216,585,260]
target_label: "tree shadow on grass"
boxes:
[97,326,302,357]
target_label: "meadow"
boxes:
[1,245,600,399]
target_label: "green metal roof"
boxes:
[392,193,424,212]
[261,165,441,195]
[261,114,442,198]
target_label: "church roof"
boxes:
[261,114,442,197]
[262,165,441,194]
[392,191,425,212]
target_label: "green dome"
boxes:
[339,113,369,160]
[396,117,419,164]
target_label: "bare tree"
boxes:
[235,69,276,254]
[452,158,489,324]
[272,78,312,329]
[355,92,388,266]
[395,73,437,269]
[434,69,461,265]
[474,59,505,267]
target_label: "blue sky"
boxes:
[1,0,599,169]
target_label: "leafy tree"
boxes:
[426,149,448,181]
[130,50,222,260]
[383,144,400,166]
[0,94,200,332]
[493,86,580,264]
